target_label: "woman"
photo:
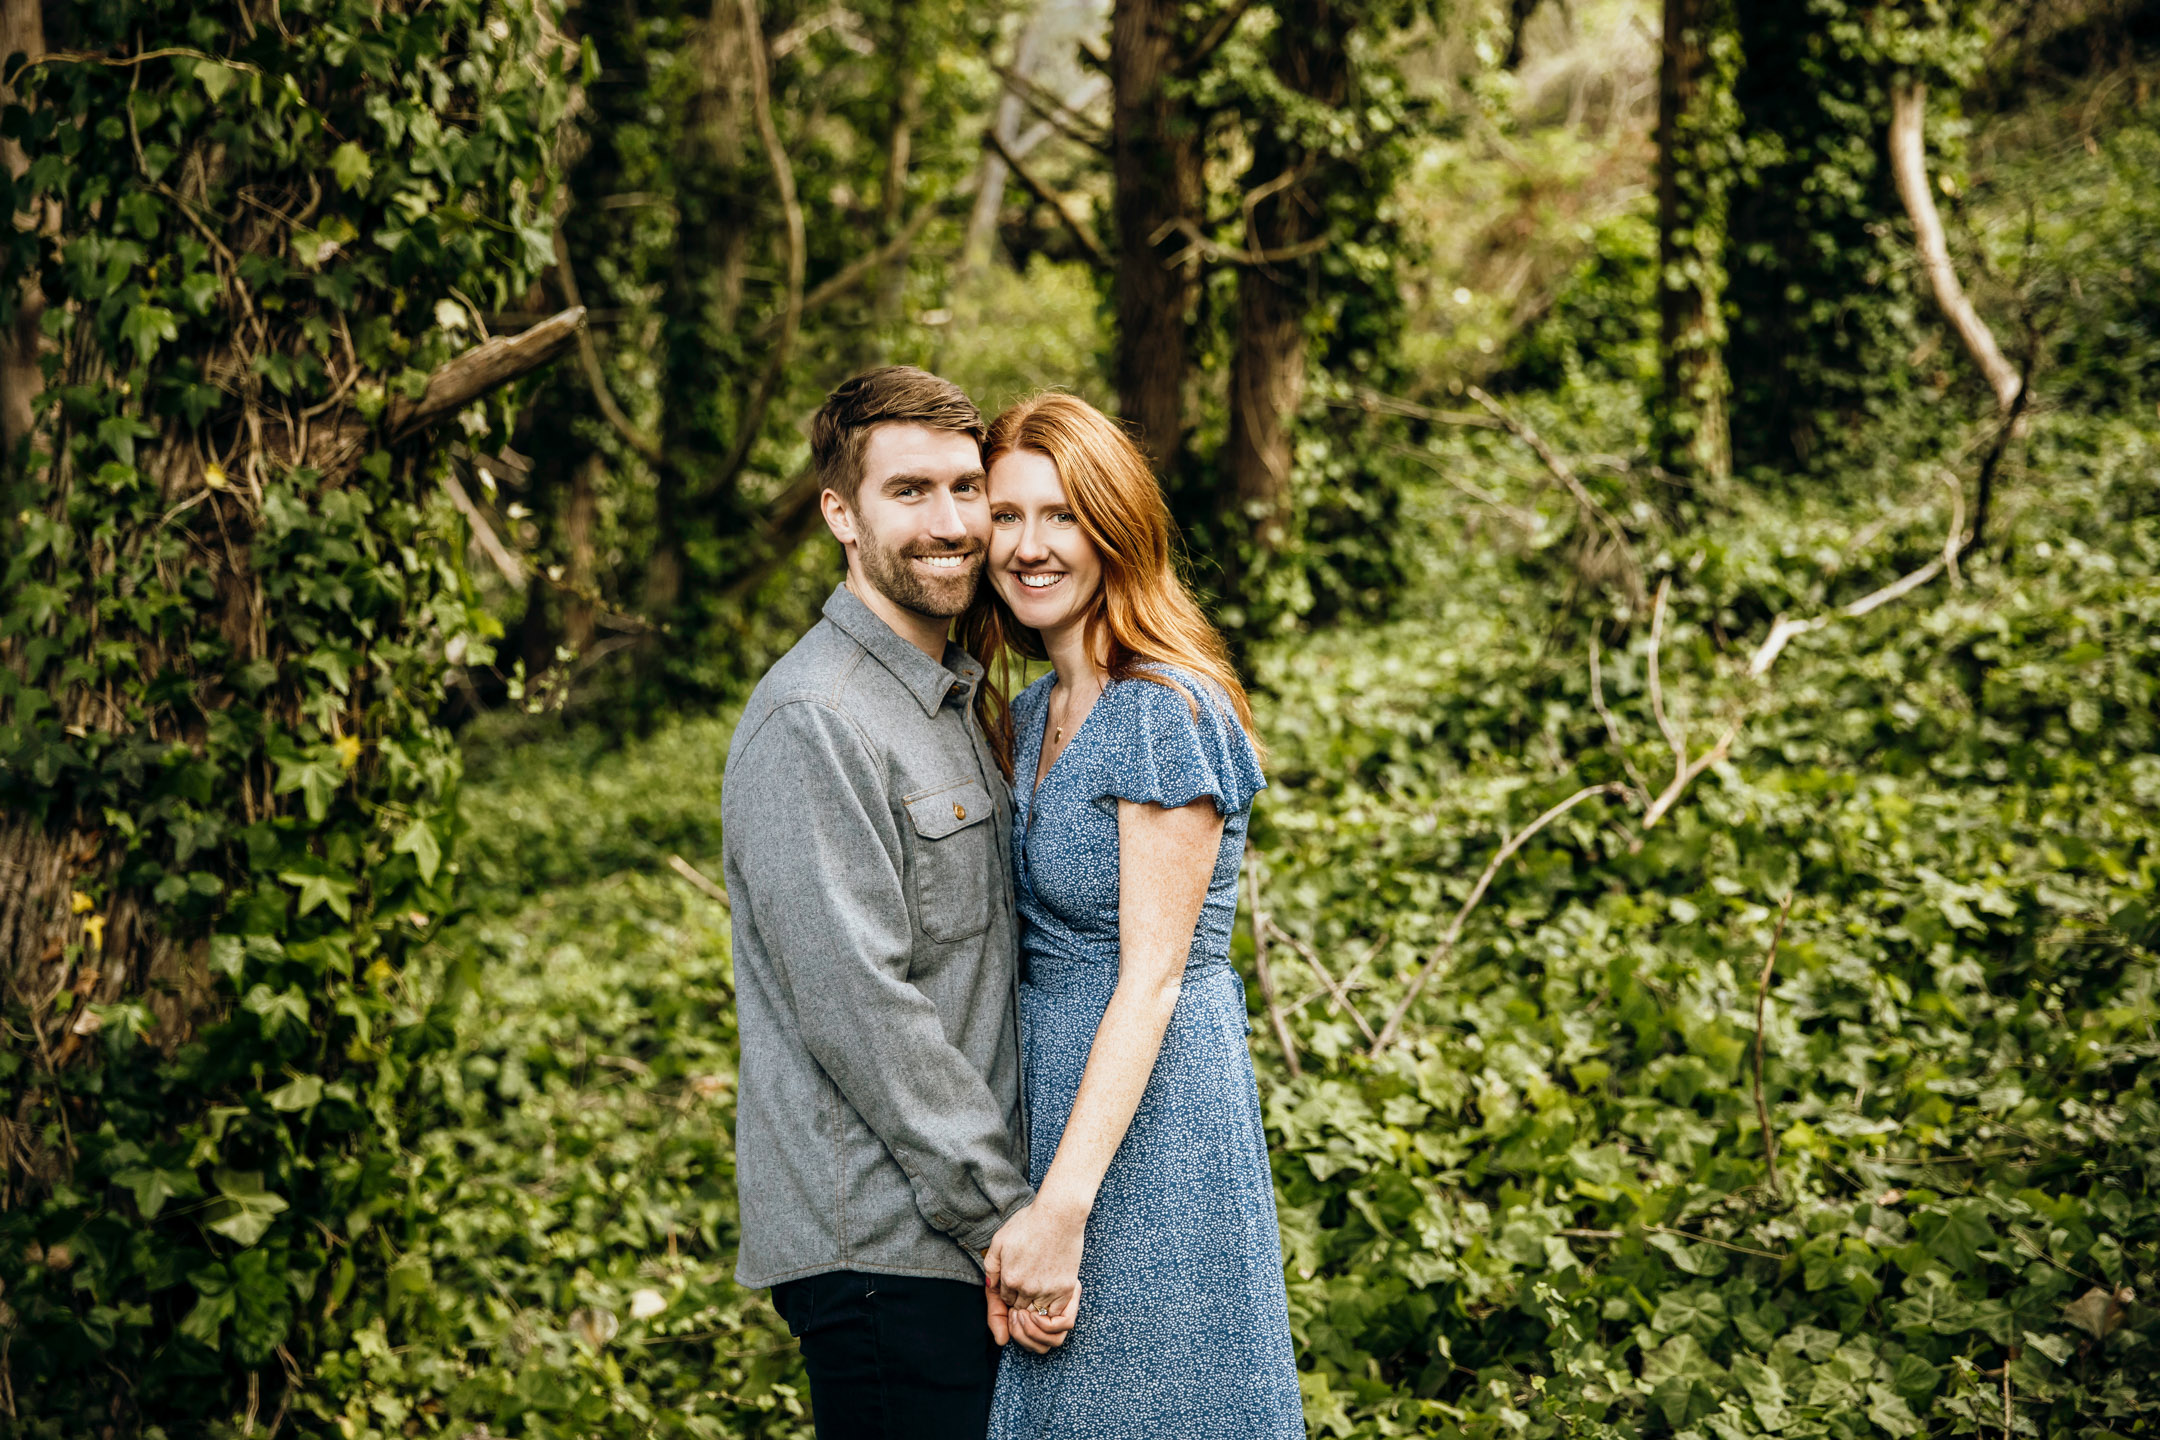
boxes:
[961,392,1304,1438]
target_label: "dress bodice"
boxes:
[1009,665,1266,972]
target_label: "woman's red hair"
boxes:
[960,391,1262,780]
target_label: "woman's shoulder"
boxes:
[1115,662,1235,724]
[1092,661,1266,814]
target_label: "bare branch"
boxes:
[992,62,1111,151]
[554,229,664,466]
[1152,215,1329,270]
[1372,782,1627,1054]
[669,855,732,909]
[440,472,525,589]
[1333,388,1503,429]
[1179,0,1257,74]
[1588,634,1652,805]
[1751,893,1794,1199]
[1268,920,1378,1046]
[1638,717,1739,831]
[387,306,584,438]
[989,128,1111,271]
[1243,850,1302,1079]
[755,200,941,340]
[1467,385,1645,605]
[1647,576,1687,770]
[714,0,808,496]
[1889,81,2023,415]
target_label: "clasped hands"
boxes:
[981,1194,1087,1354]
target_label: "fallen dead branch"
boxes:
[1243,851,1302,1079]
[1752,894,1795,1199]
[1371,781,1629,1054]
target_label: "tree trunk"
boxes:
[1222,0,1352,561]
[1111,0,1204,472]
[0,0,46,452]
[3,311,577,1093]
[564,454,601,654]
[1654,0,1731,482]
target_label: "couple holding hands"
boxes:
[721,367,1304,1438]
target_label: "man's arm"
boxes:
[726,700,1032,1251]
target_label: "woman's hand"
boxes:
[983,1196,1088,1325]
[986,1276,1081,1354]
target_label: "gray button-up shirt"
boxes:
[723,583,1032,1288]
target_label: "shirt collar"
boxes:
[822,582,982,717]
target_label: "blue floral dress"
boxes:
[987,665,1305,1440]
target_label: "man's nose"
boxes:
[925,486,969,541]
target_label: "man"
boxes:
[722,367,1065,1439]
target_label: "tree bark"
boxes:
[1654,0,1731,481]
[1222,0,1351,560]
[3,311,578,1083]
[0,0,47,453]
[1111,0,1204,472]
[1888,80,2022,415]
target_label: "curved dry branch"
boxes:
[713,0,807,497]
[1371,782,1627,1054]
[1889,81,2022,415]
[553,228,663,466]
[1467,385,1645,606]
[990,128,1111,271]
[1243,851,1302,1079]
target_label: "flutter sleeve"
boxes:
[1091,667,1267,818]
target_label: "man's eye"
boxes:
[895,485,921,499]
[955,481,980,495]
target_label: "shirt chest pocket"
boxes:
[903,779,996,944]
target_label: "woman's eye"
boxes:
[991,510,1018,525]
[1052,511,1076,525]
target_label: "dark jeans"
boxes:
[770,1269,999,1440]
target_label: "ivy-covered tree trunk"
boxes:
[1111,0,1204,471]
[0,0,41,451]
[0,5,569,1431]
[1222,0,1353,562]
[1653,0,1734,482]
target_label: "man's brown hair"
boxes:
[810,366,986,508]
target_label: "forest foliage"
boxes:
[3,0,2159,1437]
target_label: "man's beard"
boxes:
[855,516,984,620]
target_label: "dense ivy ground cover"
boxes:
[1247,397,2160,1436]
[349,387,2158,1440]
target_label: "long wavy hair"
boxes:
[959,391,1262,781]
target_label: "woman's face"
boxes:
[988,448,1103,638]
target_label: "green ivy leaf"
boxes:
[273,746,345,822]
[278,868,355,920]
[195,60,240,102]
[242,984,311,1040]
[177,1284,234,1349]
[265,1074,324,1112]
[111,1165,202,1220]
[205,1169,288,1247]
[331,141,374,193]
[119,304,179,364]
[1923,1199,1996,1274]
[394,817,443,883]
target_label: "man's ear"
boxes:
[820,489,857,551]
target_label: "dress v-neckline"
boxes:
[1025,675,1109,820]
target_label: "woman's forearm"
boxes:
[1035,969,1183,1215]
[1037,795,1224,1220]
